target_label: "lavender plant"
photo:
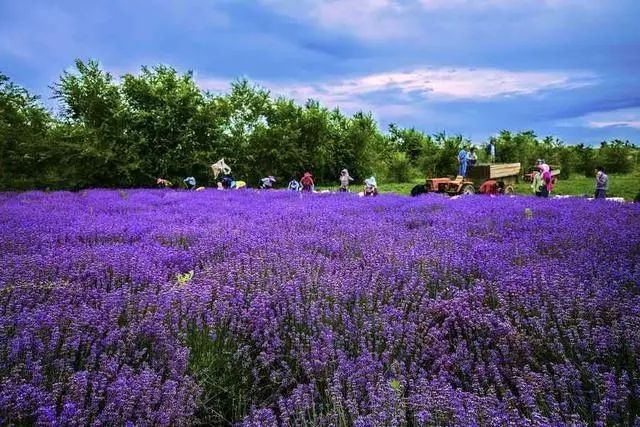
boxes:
[1,189,638,425]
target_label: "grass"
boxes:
[514,172,640,200]
[317,171,640,200]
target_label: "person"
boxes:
[487,141,496,163]
[363,176,379,197]
[531,168,543,197]
[467,147,478,173]
[221,175,235,190]
[339,169,354,192]
[457,146,469,177]
[183,176,196,190]
[411,183,428,197]
[594,166,609,199]
[259,176,276,189]
[300,172,314,192]
[288,179,301,191]
[539,164,553,198]
[210,159,231,180]
[479,180,504,195]
[156,178,172,187]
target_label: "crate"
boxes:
[467,163,521,180]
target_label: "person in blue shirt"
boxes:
[288,179,301,191]
[221,175,235,189]
[458,147,469,177]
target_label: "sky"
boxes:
[1,0,639,144]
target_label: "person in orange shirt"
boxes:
[300,172,314,192]
[479,180,505,195]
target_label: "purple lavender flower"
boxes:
[1,190,639,425]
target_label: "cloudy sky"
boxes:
[1,0,639,144]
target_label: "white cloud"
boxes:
[589,120,640,129]
[198,67,595,119]
[259,0,411,40]
[557,107,640,130]
[259,0,593,40]
[419,0,582,10]
[317,68,594,100]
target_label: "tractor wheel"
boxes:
[461,184,475,195]
[504,185,515,195]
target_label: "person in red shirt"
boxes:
[300,172,314,192]
[479,180,505,195]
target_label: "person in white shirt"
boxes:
[338,169,354,192]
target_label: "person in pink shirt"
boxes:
[538,163,553,197]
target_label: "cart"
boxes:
[411,163,521,196]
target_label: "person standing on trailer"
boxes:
[486,141,496,163]
[457,146,469,177]
[467,147,478,173]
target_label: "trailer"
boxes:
[411,163,521,196]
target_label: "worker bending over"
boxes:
[364,176,379,197]
[300,172,314,192]
[260,176,276,189]
[479,180,505,195]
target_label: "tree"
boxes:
[53,59,135,187]
[597,140,634,174]
[121,65,210,183]
[0,73,52,188]
[1,60,637,190]
[388,124,431,164]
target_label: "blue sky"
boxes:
[1,0,639,144]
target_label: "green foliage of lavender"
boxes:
[1,61,638,191]
[1,189,639,425]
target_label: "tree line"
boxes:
[1,59,638,190]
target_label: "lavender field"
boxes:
[1,190,639,426]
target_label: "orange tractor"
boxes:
[411,163,521,196]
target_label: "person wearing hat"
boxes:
[288,179,301,191]
[538,163,553,197]
[531,167,543,197]
[300,172,314,192]
[259,176,276,189]
[183,176,196,190]
[363,176,379,197]
[338,169,354,192]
